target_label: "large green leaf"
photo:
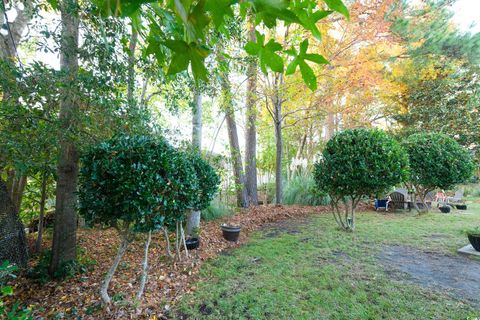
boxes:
[323,0,349,19]
[299,61,316,90]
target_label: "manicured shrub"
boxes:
[402,132,475,209]
[314,128,409,231]
[78,135,198,303]
[186,150,221,211]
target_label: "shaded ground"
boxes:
[379,245,480,307]
[6,205,330,319]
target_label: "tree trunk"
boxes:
[325,112,335,141]
[192,87,202,150]
[35,170,48,253]
[219,64,248,208]
[100,232,130,305]
[186,210,201,236]
[272,74,284,205]
[11,175,27,214]
[127,30,138,105]
[0,180,28,267]
[186,86,203,234]
[274,115,283,204]
[0,1,34,59]
[244,17,258,207]
[136,230,152,301]
[49,0,80,276]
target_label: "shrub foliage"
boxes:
[402,132,475,203]
[314,128,409,231]
[78,135,198,232]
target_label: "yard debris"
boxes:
[5,205,333,319]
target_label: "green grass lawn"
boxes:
[175,204,480,319]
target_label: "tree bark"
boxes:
[186,210,201,236]
[49,0,80,276]
[35,170,48,253]
[162,226,173,258]
[272,74,284,205]
[127,30,138,105]
[100,231,130,305]
[136,230,152,301]
[0,180,28,267]
[0,0,34,59]
[192,87,202,149]
[186,86,203,234]
[11,175,27,214]
[325,111,335,141]
[222,80,248,208]
[244,17,258,206]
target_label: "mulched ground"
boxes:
[6,205,336,319]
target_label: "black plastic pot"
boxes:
[456,204,467,210]
[221,225,241,242]
[439,206,451,213]
[185,237,200,250]
[468,234,480,251]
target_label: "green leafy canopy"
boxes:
[314,128,410,199]
[93,0,349,89]
[402,132,475,192]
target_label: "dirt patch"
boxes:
[260,216,312,238]
[378,245,480,307]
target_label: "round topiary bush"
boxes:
[402,132,475,210]
[78,135,198,303]
[314,128,409,231]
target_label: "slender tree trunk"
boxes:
[274,116,283,204]
[11,175,27,214]
[244,17,258,207]
[49,0,80,276]
[186,87,203,234]
[35,170,48,253]
[192,88,202,149]
[272,74,284,205]
[136,230,152,300]
[163,226,173,258]
[325,111,335,141]
[100,232,130,305]
[219,62,247,207]
[127,30,138,105]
